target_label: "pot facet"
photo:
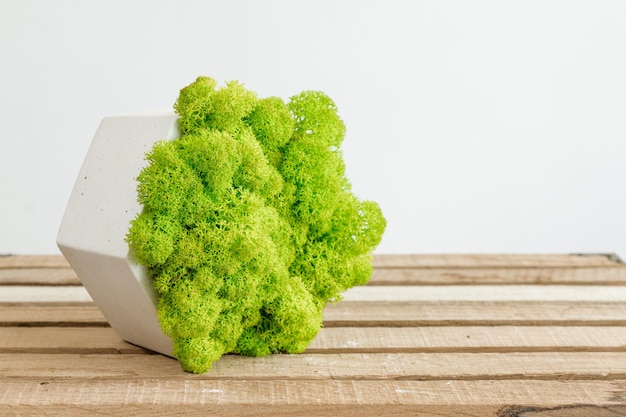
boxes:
[57,114,180,356]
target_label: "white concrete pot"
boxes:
[57,114,180,356]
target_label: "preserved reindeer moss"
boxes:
[127,76,386,373]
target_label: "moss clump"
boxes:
[127,76,386,373]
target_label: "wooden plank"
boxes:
[496,405,626,417]
[0,303,105,327]
[0,255,69,269]
[1,253,620,271]
[0,286,92,302]
[1,379,623,417]
[3,301,626,328]
[308,326,626,353]
[3,265,626,287]
[2,253,625,415]
[0,328,145,354]
[2,265,626,287]
[0,266,626,285]
[342,285,626,302]
[369,266,626,285]
[0,268,80,286]
[3,255,623,287]
[1,352,625,380]
[372,254,620,268]
[5,284,626,303]
[324,301,626,327]
[2,326,625,354]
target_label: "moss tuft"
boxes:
[127,76,386,373]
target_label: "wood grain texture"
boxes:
[4,265,626,287]
[0,327,145,353]
[0,286,92,302]
[4,301,626,327]
[0,379,624,416]
[2,253,620,270]
[323,301,626,326]
[308,326,626,353]
[2,352,626,380]
[0,268,80,285]
[2,254,626,415]
[372,253,621,268]
[342,285,626,301]
[0,303,105,326]
[5,284,626,303]
[2,326,625,354]
[369,266,626,285]
[3,254,624,287]
[497,405,626,417]
[0,255,70,269]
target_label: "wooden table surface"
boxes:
[1,254,626,416]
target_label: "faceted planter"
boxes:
[57,114,180,356]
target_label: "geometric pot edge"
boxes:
[57,113,180,357]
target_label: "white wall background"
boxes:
[1,0,624,257]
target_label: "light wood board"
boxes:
[1,254,625,416]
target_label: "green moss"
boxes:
[127,76,386,373]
